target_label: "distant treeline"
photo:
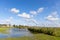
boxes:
[0,24,60,37]
[13,25,28,29]
[0,24,28,28]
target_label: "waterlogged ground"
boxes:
[0,33,60,40]
[0,28,60,40]
[0,28,32,38]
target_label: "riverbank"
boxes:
[0,28,9,33]
[0,27,60,40]
[28,27,60,37]
[0,33,60,40]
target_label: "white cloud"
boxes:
[37,7,44,13]
[31,19,38,25]
[25,19,38,25]
[30,7,44,15]
[6,16,13,22]
[51,11,58,17]
[30,11,37,14]
[45,11,59,21]
[18,12,31,18]
[11,8,20,13]
[1,17,13,24]
[46,15,59,21]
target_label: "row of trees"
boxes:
[13,25,28,29]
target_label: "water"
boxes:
[0,28,32,38]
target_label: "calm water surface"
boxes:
[0,28,32,38]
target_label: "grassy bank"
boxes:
[28,27,60,37]
[0,27,60,40]
[0,28,9,33]
[0,33,60,40]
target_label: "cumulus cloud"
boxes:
[51,11,58,17]
[6,16,13,22]
[1,16,13,24]
[46,15,59,21]
[30,11,37,14]
[45,11,59,21]
[25,19,38,25]
[18,12,31,18]
[37,7,44,13]
[30,7,44,15]
[9,7,44,26]
[17,7,44,25]
[31,19,38,25]
[11,8,20,13]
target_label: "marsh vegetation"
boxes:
[0,24,60,40]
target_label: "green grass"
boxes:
[0,33,60,40]
[0,27,60,40]
[0,28,8,32]
[0,27,11,34]
[28,27,60,37]
[33,33,60,40]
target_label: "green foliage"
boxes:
[13,25,26,29]
[28,27,60,37]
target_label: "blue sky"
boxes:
[0,0,60,27]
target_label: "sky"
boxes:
[0,0,60,27]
